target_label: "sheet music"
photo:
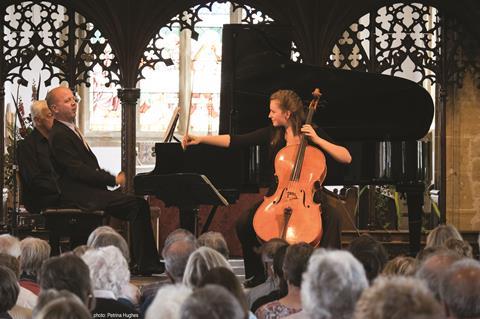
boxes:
[200,174,229,206]
[162,106,181,142]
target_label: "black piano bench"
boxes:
[41,208,107,255]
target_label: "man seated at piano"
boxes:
[18,100,60,213]
[183,89,352,287]
[46,86,162,275]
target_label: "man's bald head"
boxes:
[441,260,480,319]
[162,238,197,283]
[46,86,78,123]
[416,251,463,301]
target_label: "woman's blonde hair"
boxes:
[381,256,416,277]
[425,224,462,248]
[20,237,51,275]
[182,246,231,288]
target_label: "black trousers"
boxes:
[93,194,160,270]
[236,200,342,279]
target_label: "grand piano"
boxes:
[135,24,434,255]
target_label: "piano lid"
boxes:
[221,24,434,142]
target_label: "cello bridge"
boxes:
[286,191,298,200]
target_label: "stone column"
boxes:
[117,88,140,194]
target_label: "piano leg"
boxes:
[403,186,424,256]
[179,206,199,236]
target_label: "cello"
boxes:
[253,89,326,246]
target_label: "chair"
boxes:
[41,208,107,255]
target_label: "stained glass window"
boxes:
[188,3,229,134]
[86,2,273,138]
[138,26,180,132]
[88,63,121,131]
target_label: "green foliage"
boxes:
[374,185,397,230]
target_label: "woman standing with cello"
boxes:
[182,89,351,286]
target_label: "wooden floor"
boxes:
[131,258,246,287]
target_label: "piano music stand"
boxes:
[150,173,229,236]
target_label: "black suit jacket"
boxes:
[49,120,118,210]
[17,129,60,213]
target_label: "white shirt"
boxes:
[16,286,38,309]
[57,119,78,137]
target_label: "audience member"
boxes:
[39,253,93,309]
[145,284,192,319]
[82,246,139,317]
[425,224,462,248]
[0,253,20,275]
[198,231,230,259]
[163,230,198,284]
[33,289,83,318]
[164,229,196,248]
[0,234,21,258]
[255,243,313,319]
[297,249,368,319]
[19,237,51,295]
[0,266,21,319]
[478,233,480,258]
[180,284,244,319]
[440,259,480,319]
[86,225,117,246]
[246,238,288,308]
[443,238,473,258]
[182,246,231,288]
[34,297,91,319]
[348,234,388,282]
[140,228,197,314]
[415,246,443,263]
[89,230,130,263]
[353,276,445,319]
[252,244,288,312]
[415,250,463,301]
[199,267,252,319]
[0,253,38,310]
[381,256,416,277]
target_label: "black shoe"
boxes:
[243,275,265,288]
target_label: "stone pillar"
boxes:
[117,88,140,194]
[446,71,480,230]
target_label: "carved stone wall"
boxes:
[446,70,480,230]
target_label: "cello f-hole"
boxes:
[273,188,287,204]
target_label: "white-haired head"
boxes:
[0,234,21,258]
[86,226,117,247]
[145,284,192,319]
[302,249,368,319]
[30,100,54,132]
[81,246,129,298]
